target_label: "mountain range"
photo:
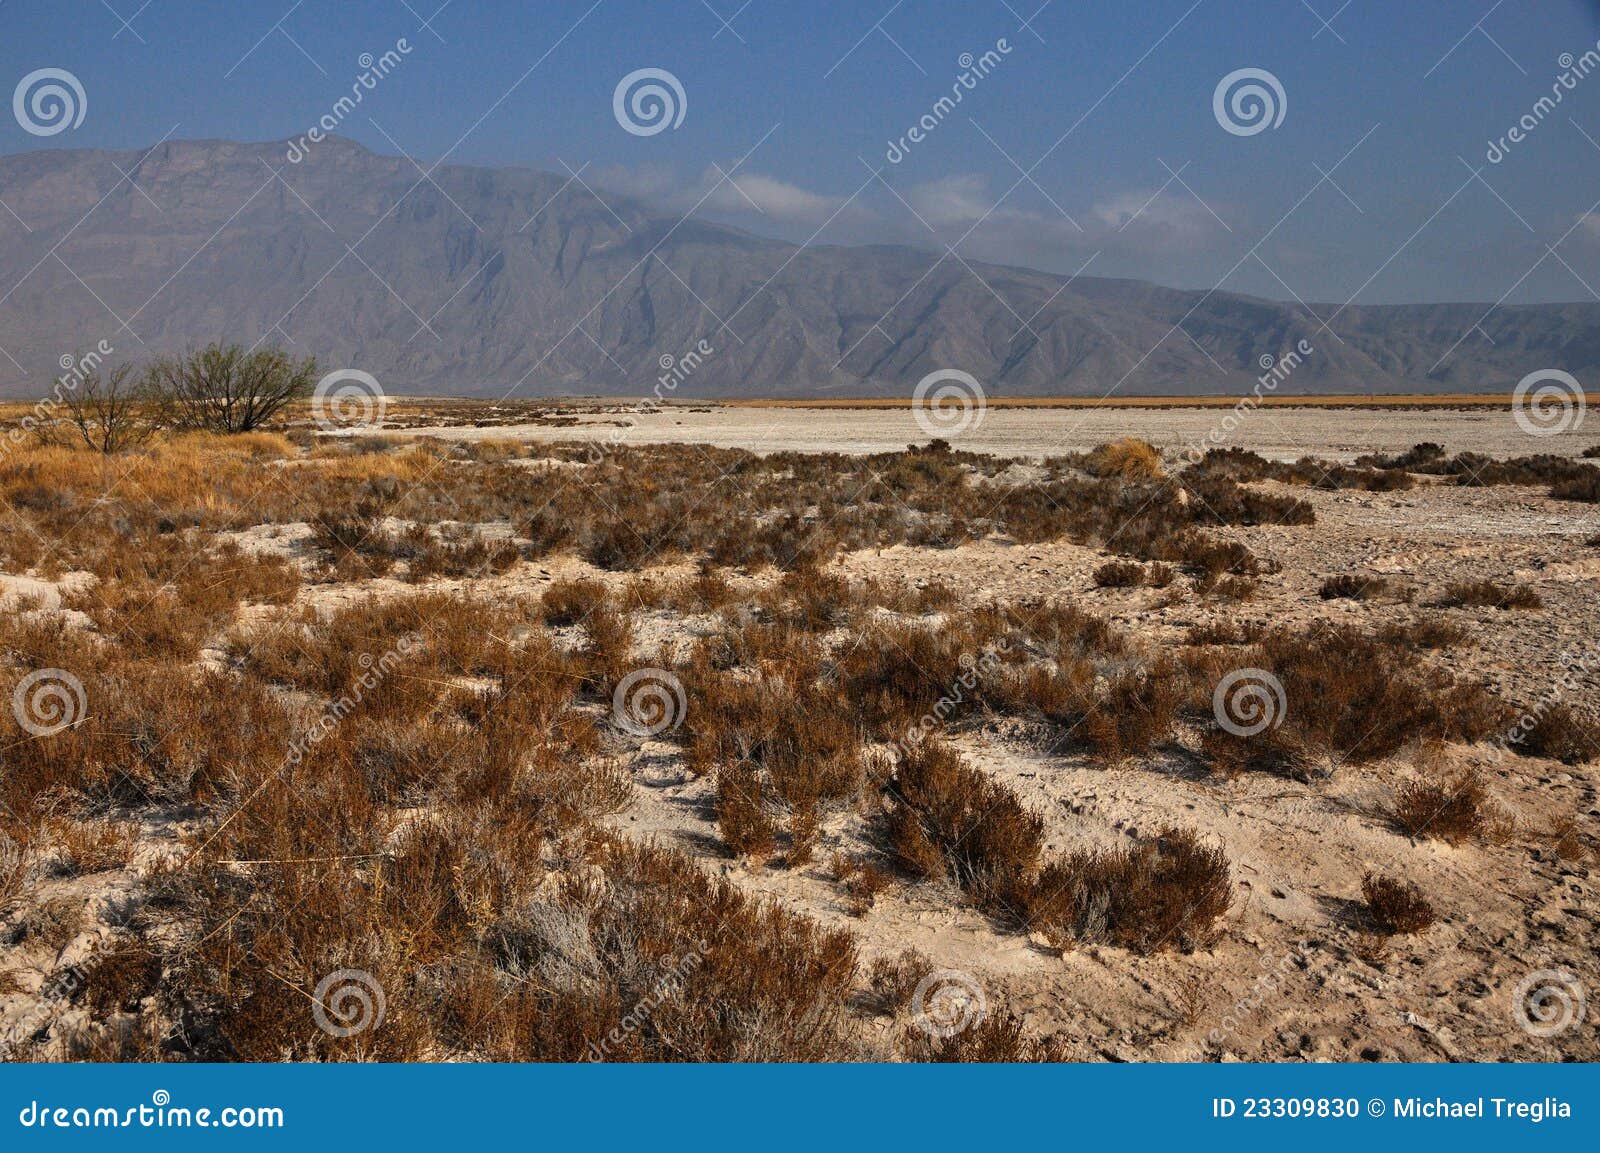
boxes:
[1,136,1596,398]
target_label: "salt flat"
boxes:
[387,403,1593,462]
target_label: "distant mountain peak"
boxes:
[0,137,1593,398]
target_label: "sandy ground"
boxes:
[382,404,1597,462]
[594,475,1600,1061]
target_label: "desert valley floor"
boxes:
[0,401,1596,1062]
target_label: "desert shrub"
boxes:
[1242,625,1510,763]
[1440,580,1541,610]
[1082,438,1163,480]
[1550,469,1600,502]
[58,361,163,453]
[542,578,609,626]
[886,741,1042,918]
[1375,617,1467,651]
[865,949,934,1013]
[1515,702,1599,765]
[1319,574,1389,600]
[1093,560,1146,588]
[1389,769,1491,843]
[715,763,779,862]
[905,1011,1069,1062]
[1028,828,1231,954]
[145,343,317,433]
[1361,873,1436,935]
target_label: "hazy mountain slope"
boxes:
[0,137,1593,397]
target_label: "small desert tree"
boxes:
[145,343,317,433]
[58,361,163,453]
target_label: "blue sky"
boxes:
[4,0,1600,303]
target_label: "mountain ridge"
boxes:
[0,136,1595,398]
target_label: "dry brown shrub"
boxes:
[1516,703,1600,765]
[1092,560,1146,588]
[1361,873,1436,935]
[1083,438,1164,481]
[1440,580,1541,610]
[1389,769,1491,843]
[1320,574,1389,600]
[886,741,1042,919]
[1028,828,1231,954]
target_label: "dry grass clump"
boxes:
[1211,624,1511,767]
[1319,574,1389,600]
[1092,560,1147,588]
[1360,873,1436,935]
[903,1011,1070,1062]
[1388,768,1492,843]
[1514,702,1600,765]
[1029,828,1231,954]
[886,741,1043,917]
[833,853,895,917]
[541,577,609,626]
[1375,617,1468,651]
[46,819,138,876]
[885,742,1229,953]
[1082,438,1164,481]
[1439,580,1542,610]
